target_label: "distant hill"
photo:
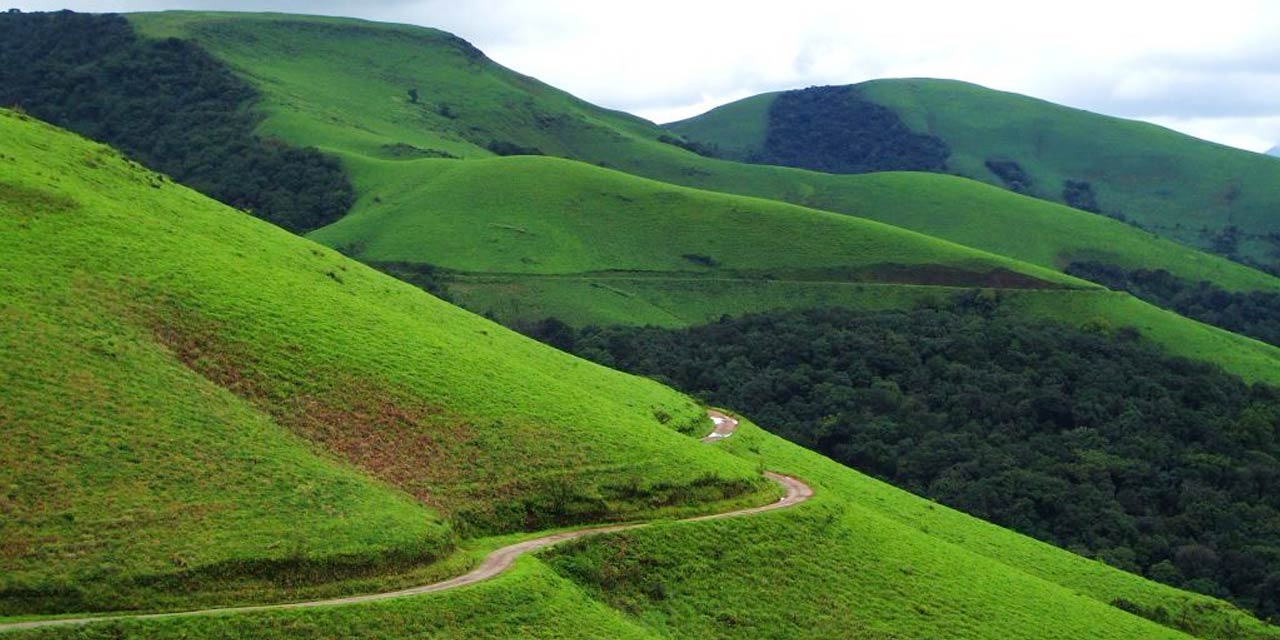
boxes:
[1268,145,1280,157]
[112,12,1280,296]
[668,79,1280,270]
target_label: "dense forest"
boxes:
[518,302,1280,619]
[1068,262,1280,347]
[755,85,950,173]
[0,10,353,233]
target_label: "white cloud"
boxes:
[12,0,1280,150]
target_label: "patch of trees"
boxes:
[657,134,720,158]
[0,11,353,233]
[520,302,1280,620]
[755,85,950,174]
[984,158,1034,193]
[680,253,719,267]
[1067,261,1280,347]
[486,140,545,156]
[1062,179,1101,213]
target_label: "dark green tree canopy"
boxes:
[0,10,354,233]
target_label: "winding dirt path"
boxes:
[0,410,811,633]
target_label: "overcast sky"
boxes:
[14,0,1280,152]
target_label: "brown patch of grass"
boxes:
[140,298,490,515]
[865,263,1064,289]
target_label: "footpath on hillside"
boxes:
[0,410,812,633]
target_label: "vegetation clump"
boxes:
[0,10,353,232]
[985,158,1034,193]
[657,134,719,158]
[1063,179,1102,213]
[754,85,950,174]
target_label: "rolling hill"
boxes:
[301,152,1280,386]
[5,107,1280,640]
[0,107,770,615]
[114,11,1280,296]
[668,79,1280,269]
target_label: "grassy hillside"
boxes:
[302,153,1280,387]
[546,419,1280,640]
[0,108,771,615]
[9,419,1278,639]
[310,154,1081,286]
[125,12,1280,296]
[670,78,1280,267]
[5,110,1280,639]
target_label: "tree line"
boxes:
[1067,261,1280,347]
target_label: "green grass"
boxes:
[118,10,1280,392]
[8,419,1278,639]
[127,12,1280,295]
[0,108,770,615]
[543,419,1280,640]
[6,110,1280,638]
[309,154,1082,286]
[300,152,1280,385]
[449,276,961,328]
[670,78,1280,265]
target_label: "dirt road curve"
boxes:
[701,409,738,442]
[0,410,811,633]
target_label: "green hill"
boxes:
[5,108,1280,640]
[0,108,770,615]
[310,154,1082,285]
[668,78,1280,269]
[120,11,1280,296]
[302,153,1280,386]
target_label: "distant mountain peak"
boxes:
[1268,145,1280,157]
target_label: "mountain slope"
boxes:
[310,154,1083,285]
[303,153,1280,387]
[124,12,1280,295]
[669,79,1280,268]
[4,111,1279,640]
[0,108,769,615]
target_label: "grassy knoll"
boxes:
[126,12,1280,293]
[310,155,1081,287]
[0,109,769,615]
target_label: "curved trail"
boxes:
[0,410,811,633]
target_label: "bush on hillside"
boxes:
[486,140,545,156]
[984,158,1034,193]
[1063,179,1101,213]
[657,134,720,158]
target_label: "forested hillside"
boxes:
[525,302,1280,619]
